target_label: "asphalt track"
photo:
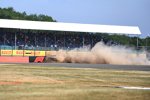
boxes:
[25,63,150,71]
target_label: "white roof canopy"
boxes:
[0,19,141,35]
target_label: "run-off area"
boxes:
[0,64,150,100]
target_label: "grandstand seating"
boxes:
[0,29,109,50]
[1,27,134,52]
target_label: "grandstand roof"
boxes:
[0,19,141,35]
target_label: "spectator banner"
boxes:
[1,50,45,56]
[35,51,45,56]
[24,50,35,56]
[13,50,23,56]
[1,50,12,56]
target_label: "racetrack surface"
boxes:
[24,63,150,71]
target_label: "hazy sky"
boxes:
[0,0,149,37]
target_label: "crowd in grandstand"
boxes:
[0,28,119,50]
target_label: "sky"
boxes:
[0,0,150,37]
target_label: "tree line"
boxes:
[0,7,56,22]
[0,7,150,48]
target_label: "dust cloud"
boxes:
[53,42,150,65]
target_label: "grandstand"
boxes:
[0,19,141,63]
[0,19,141,49]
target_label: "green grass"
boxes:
[0,64,150,100]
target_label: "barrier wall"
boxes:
[0,56,29,63]
[0,50,46,63]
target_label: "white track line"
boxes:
[118,86,150,90]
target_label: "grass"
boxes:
[0,64,150,100]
